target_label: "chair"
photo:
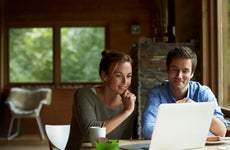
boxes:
[5,87,52,140]
[45,124,70,150]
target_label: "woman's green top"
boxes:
[65,86,136,150]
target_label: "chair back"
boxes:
[7,87,52,110]
[45,124,70,150]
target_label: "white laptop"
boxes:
[119,102,215,150]
[149,102,215,150]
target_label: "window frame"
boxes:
[199,0,230,108]
[4,24,108,87]
[202,0,220,103]
[217,0,224,106]
[207,0,229,108]
[217,0,229,107]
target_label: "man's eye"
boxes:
[172,69,178,72]
[183,70,189,74]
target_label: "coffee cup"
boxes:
[89,126,106,147]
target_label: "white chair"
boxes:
[5,87,52,140]
[45,124,70,150]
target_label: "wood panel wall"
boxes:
[1,0,155,137]
[0,0,203,138]
[3,0,154,51]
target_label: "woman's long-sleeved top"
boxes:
[65,86,136,150]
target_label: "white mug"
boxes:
[89,126,106,147]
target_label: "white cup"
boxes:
[89,126,106,147]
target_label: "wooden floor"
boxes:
[0,134,49,150]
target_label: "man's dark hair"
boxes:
[166,46,197,73]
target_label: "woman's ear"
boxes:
[101,71,108,82]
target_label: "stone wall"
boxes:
[130,37,200,138]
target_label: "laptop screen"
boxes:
[149,102,215,150]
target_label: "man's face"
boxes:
[167,58,194,92]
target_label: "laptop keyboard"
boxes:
[119,143,150,150]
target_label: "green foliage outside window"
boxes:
[61,27,105,82]
[9,28,53,83]
[9,27,105,83]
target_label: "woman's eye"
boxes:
[127,74,132,78]
[116,74,123,78]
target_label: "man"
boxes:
[141,46,227,140]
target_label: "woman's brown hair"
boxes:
[99,50,133,77]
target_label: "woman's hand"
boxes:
[120,90,136,114]
[102,90,136,134]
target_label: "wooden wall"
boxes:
[3,0,154,51]
[0,0,203,137]
[175,0,202,42]
[1,0,155,137]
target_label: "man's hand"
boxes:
[176,98,195,103]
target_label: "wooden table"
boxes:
[80,139,230,150]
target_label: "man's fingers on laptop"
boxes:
[176,98,195,103]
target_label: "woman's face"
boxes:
[103,62,132,95]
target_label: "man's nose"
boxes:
[177,71,183,78]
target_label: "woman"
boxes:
[65,50,136,150]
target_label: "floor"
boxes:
[0,134,49,150]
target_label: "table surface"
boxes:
[80,139,230,150]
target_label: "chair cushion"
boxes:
[7,88,51,111]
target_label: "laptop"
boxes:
[149,102,215,150]
[119,102,215,150]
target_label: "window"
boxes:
[61,27,105,82]
[9,28,53,83]
[8,26,105,84]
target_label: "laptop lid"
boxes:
[149,102,215,150]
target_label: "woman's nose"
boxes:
[122,77,128,84]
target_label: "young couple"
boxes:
[65,47,227,150]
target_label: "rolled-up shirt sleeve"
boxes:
[198,87,228,128]
[141,90,161,139]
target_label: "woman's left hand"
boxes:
[120,90,136,114]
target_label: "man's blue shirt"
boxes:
[141,80,227,139]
